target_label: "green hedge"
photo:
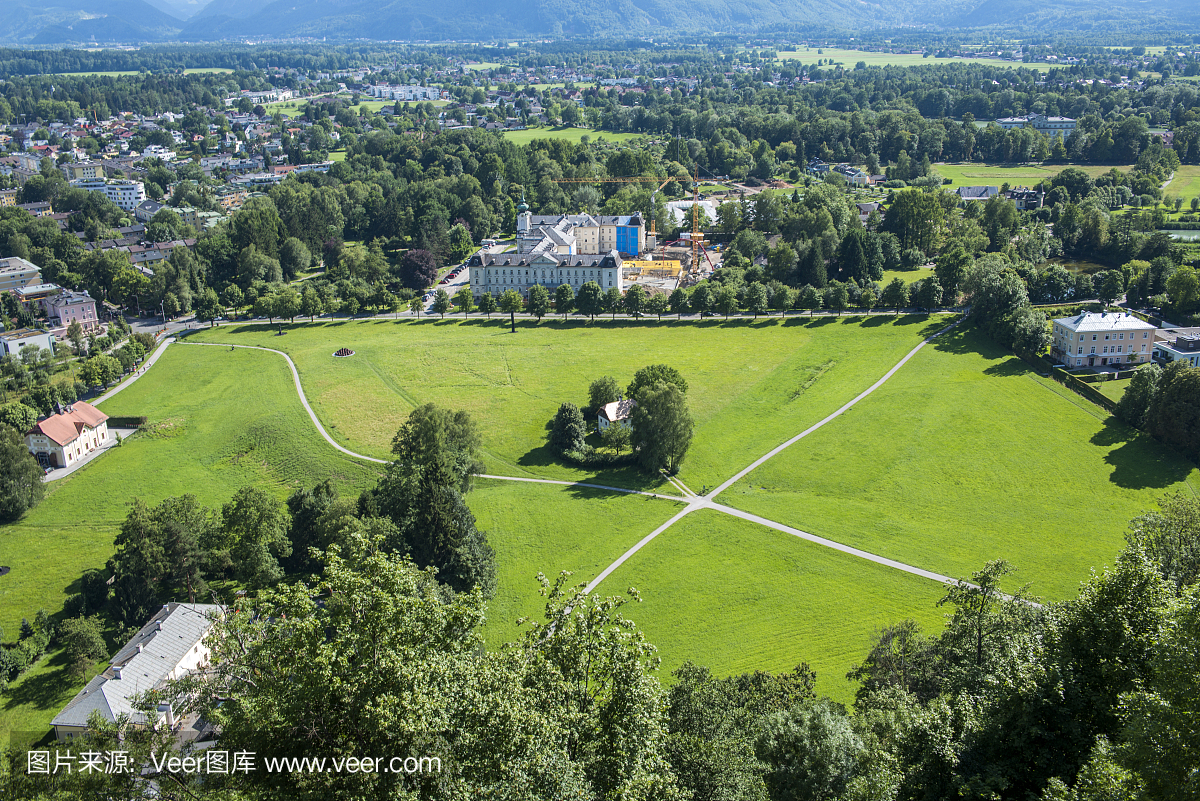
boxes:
[105,416,147,428]
[1016,350,1117,413]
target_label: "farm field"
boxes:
[501,127,642,145]
[723,325,1199,600]
[183,314,947,492]
[604,510,946,702]
[776,47,1038,72]
[936,162,1136,189]
[0,345,379,637]
[469,479,683,649]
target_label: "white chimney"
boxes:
[112,665,122,679]
[136,643,143,653]
[156,702,175,728]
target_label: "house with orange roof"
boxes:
[25,401,110,469]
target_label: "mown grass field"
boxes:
[605,510,947,702]
[936,162,1136,189]
[469,479,682,649]
[184,314,946,492]
[776,47,1037,71]
[501,127,641,146]
[723,325,1200,600]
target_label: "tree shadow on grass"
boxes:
[516,443,559,469]
[930,323,996,356]
[801,316,839,328]
[860,315,890,328]
[1090,418,1197,489]
[983,357,1031,377]
[2,650,74,715]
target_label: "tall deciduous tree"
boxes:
[431,289,452,318]
[631,381,694,475]
[498,289,523,333]
[576,281,603,321]
[527,284,551,322]
[555,283,575,320]
[0,425,44,521]
[399,249,439,291]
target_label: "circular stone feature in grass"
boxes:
[333,348,355,357]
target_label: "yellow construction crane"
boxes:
[552,176,678,236]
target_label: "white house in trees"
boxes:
[597,398,637,431]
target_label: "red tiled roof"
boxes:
[29,402,108,446]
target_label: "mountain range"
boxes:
[2,0,1198,45]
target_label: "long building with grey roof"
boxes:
[51,603,223,740]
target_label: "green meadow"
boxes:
[936,162,1136,189]
[183,314,945,491]
[604,510,947,703]
[5,313,1195,740]
[722,325,1199,600]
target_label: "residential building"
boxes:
[13,283,61,305]
[1050,311,1156,368]
[61,161,104,181]
[17,201,53,217]
[51,603,223,740]
[1008,187,1045,211]
[0,328,55,357]
[1152,328,1200,367]
[0,256,42,293]
[68,178,147,211]
[469,250,625,300]
[994,113,1077,138]
[134,199,165,223]
[956,185,1000,201]
[0,188,16,207]
[597,398,637,431]
[45,290,100,331]
[369,84,445,102]
[24,401,107,470]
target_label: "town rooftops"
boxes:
[29,402,108,447]
[1054,311,1156,333]
[51,603,222,729]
